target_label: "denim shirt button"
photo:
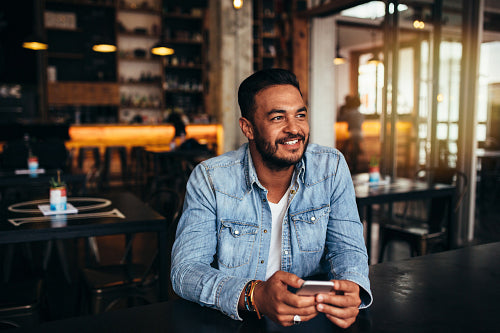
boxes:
[263,229,268,233]
[311,216,316,221]
[262,198,267,202]
[234,230,240,235]
[260,260,264,264]
[284,250,289,255]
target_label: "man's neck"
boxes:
[249,144,295,204]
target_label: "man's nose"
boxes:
[284,117,300,134]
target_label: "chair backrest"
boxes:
[146,187,183,226]
[416,167,468,232]
[1,140,29,170]
[33,139,70,171]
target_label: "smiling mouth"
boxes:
[283,139,299,145]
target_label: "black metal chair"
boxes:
[79,187,183,314]
[378,167,468,262]
[0,276,45,329]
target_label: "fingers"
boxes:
[253,272,318,326]
[333,279,360,294]
[315,280,361,329]
[268,270,304,289]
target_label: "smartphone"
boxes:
[295,280,335,296]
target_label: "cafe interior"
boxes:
[0,0,499,330]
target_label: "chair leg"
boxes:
[3,244,14,282]
[55,240,72,284]
[87,237,101,264]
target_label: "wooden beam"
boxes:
[297,0,368,18]
[293,16,309,106]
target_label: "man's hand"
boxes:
[315,280,361,328]
[253,271,318,326]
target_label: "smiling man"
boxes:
[171,69,372,328]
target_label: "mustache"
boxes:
[276,134,305,144]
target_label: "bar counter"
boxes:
[65,123,224,156]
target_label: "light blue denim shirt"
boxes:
[171,143,372,320]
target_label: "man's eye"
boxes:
[297,113,307,118]
[271,116,284,121]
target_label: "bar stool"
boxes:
[78,146,101,171]
[103,146,128,186]
[130,146,146,187]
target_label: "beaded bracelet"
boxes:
[249,280,262,319]
[243,281,254,311]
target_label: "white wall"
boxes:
[310,16,336,148]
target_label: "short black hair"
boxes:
[237,68,302,121]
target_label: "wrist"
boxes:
[241,280,263,319]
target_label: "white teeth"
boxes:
[284,139,298,145]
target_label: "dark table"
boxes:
[0,192,168,300]
[14,242,500,332]
[353,176,456,262]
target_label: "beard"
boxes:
[253,129,309,171]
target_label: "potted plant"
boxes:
[50,170,67,211]
[369,156,380,183]
[27,148,39,173]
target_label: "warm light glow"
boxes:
[437,93,444,102]
[334,57,346,65]
[151,46,174,56]
[66,124,224,156]
[233,0,243,9]
[413,20,425,29]
[22,41,48,50]
[92,44,117,53]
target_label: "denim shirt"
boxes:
[171,143,373,320]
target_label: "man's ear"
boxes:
[239,117,254,140]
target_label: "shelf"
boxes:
[262,33,277,38]
[165,64,202,70]
[46,0,115,8]
[119,106,162,110]
[46,27,83,32]
[163,13,203,20]
[118,57,162,63]
[120,81,162,86]
[117,7,162,15]
[118,32,160,38]
[48,52,85,59]
[164,89,202,94]
[165,38,203,45]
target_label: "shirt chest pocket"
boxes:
[290,205,330,252]
[217,220,258,268]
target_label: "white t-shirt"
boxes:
[265,187,291,280]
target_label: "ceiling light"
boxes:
[92,43,117,53]
[151,40,174,56]
[233,0,243,10]
[22,34,48,50]
[333,28,346,65]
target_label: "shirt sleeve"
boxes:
[170,163,250,320]
[325,154,373,308]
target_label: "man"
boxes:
[171,69,372,328]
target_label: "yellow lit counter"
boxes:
[66,124,223,155]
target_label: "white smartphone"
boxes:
[295,280,335,296]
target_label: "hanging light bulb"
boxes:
[333,27,346,65]
[333,51,347,65]
[151,36,175,56]
[92,43,117,53]
[233,0,243,10]
[367,30,381,65]
[22,34,48,50]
